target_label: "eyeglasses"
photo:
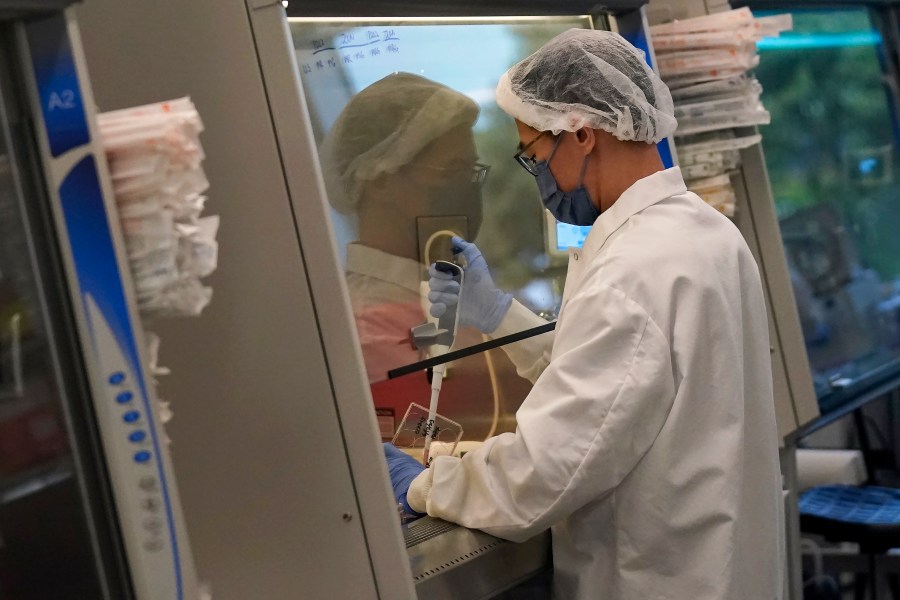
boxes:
[419,162,491,186]
[472,162,491,185]
[514,130,553,176]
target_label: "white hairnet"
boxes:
[496,29,676,143]
[321,73,479,214]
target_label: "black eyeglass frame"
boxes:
[472,161,491,185]
[513,130,557,176]
[417,161,492,186]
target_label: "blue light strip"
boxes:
[758,31,882,51]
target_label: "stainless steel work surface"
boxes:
[405,517,551,599]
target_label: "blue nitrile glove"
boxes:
[428,236,513,334]
[383,443,426,516]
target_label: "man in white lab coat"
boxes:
[385,29,784,599]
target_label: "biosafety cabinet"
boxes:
[74,0,817,598]
[0,2,198,599]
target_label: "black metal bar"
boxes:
[387,321,555,379]
[788,374,900,444]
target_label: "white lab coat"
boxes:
[407,167,785,600]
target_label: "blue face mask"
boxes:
[534,135,600,227]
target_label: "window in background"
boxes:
[754,7,900,411]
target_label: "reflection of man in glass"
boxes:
[323,72,485,264]
[321,73,528,439]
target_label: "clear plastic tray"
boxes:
[392,402,464,466]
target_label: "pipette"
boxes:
[422,361,446,467]
[421,260,463,466]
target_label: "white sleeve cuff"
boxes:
[491,301,554,383]
[407,468,434,514]
[492,299,547,338]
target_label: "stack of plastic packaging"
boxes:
[97,98,218,434]
[650,8,792,216]
[97,97,218,318]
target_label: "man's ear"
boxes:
[574,127,596,155]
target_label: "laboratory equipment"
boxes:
[415,259,462,465]
[392,402,463,465]
[76,2,639,597]
[96,98,219,319]
[74,0,819,597]
[0,3,198,598]
[417,260,464,349]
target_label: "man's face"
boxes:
[393,125,484,236]
[514,120,588,193]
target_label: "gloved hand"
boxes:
[428,236,512,334]
[383,443,426,516]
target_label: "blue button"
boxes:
[123,411,140,423]
[129,430,147,443]
[109,372,126,385]
[134,451,152,463]
[116,391,134,404]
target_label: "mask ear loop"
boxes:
[545,132,565,167]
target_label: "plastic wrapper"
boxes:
[144,331,171,378]
[670,76,761,102]
[137,277,213,318]
[651,9,792,219]
[677,131,762,156]
[650,7,755,36]
[653,30,759,51]
[658,48,759,78]
[683,162,720,180]
[663,66,749,90]
[687,174,737,216]
[756,14,793,38]
[679,149,741,170]
[680,147,742,178]
[100,99,218,436]
[130,248,180,294]
[675,110,770,137]
[143,331,174,433]
[694,186,737,216]
[98,97,218,319]
[673,90,762,121]
[687,173,732,192]
[652,14,792,51]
